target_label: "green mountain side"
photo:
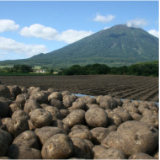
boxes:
[0,24,158,68]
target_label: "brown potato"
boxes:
[98,148,126,159]
[91,127,111,144]
[69,129,93,141]
[15,93,29,108]
[84,139,94,149]
[24,99,41,114]
[8,85,21,100]
[35,126,66,145]
[63,94,77,108]
[28,119,36,131]
[28,86,41,95]
[52,119,70,134]
[9,102,22,115]
[113,107,132,122]
[129,112,142,121]
[7,144,42,159]
[0,129,12,156]
[99,98,118,109]
[30,108,52,128]
[108,112,122,126]
[45,106,62,120]
[92,145,107,159]
[71,101,87,110]
[129,152,154,159]
[60,109,70,119]
[48,91,62,101]
[49,99,64,109]
[41,134,74,159]
[71,137,93,159]
[12,130,39,149]
[0,100,10,118]
[85,107,108,127]
[5,118,29,138]
[102,121,158,156]
[29,91,48,104]
[140,115,159,129]
[123,103,139,113]
[0,85,10,98]
[63,109,85,128]
[71,124,89,131]
[61,90,71,96]
[11,109,29,121]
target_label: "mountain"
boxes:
[0,24,159,67]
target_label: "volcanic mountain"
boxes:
[0,24,159,67]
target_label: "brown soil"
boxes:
[0,75,158,102]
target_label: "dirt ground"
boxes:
[0,75,158,102]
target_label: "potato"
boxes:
[62,90,71,96]
[0,157,9,159]
[28,119,36,131]
[129,152,154,159]
[60,109,70,119]
[71,124,89,131]
[129,112,142,121]
[41,134,74,159]
[83,96,97,104]
[9,102,23,115]
[49,99,64,109]
[140,115,159,129]
[138,103,149,113]
[0,100,10,118]
[63,94,77,108]
[44,106,62,120]
[87,104,99,109]
[7,144,42,159]
[63,109,85,128]
[29,91,48,104]
[19,85,27,93]
[48,91,62,101]
[12,130,39,149]
[15,93,29,108]
[5,118,29,138]
[108,112,122,126]
[28,86,41,95]
[96,95,104,104]
[113,107,132,122]
[35,126,66,145]
[71,101,87,110]
[123,103,139,113]
[24,99,41,114]
[8,85,21,99]
[71,137,93,159]
[52,119,70,134]
[11,109,30,121]
[0,129,12,156]
[102,121,158,156]
[98,148,126,159]
[115,98,123,106]
[30,109,52,128]
[99,98,118,109]
[153,150,159,159]
[69,129,93,141]
[91,127,111,144]
[85,107,108,127]
[107,124,117,131]
[0,85,10,98]
[84,139,94,149]
[92,145,107,159]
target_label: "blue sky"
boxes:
[0,1,159,60]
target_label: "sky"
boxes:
[0,1,159,61]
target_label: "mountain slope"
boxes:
[0,24,159,67]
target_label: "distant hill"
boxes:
[0,24,158,67]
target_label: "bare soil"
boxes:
[0,75,158,102]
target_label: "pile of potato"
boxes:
[0,84,159,159]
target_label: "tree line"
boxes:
[59,61,158,77]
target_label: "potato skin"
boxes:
[30,109,52,128]
[63,109,85,128]
[35,126,66,145]
[0,129,12,156]
[7,144,42,159]
[129,152,154,159]
[71,137,93,159]
[12,130,39,149]
[102,121,159,156]
[98,148,126,159]
[85,107,108,127]
[92,145,107,159]
[41,134,74,159]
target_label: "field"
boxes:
[0,74,158,102]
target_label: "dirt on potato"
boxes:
[0,75,158,102]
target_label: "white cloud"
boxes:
[20,23,93,44]
[93,14,115,23]
[103,27,110,30]
[55,29,94,43]
[0,37,48,58]
[126,18,148,27]
[148,29,159,38]
[20,24,58,40]
[0,19,20,32]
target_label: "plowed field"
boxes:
[0,75,158,102]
